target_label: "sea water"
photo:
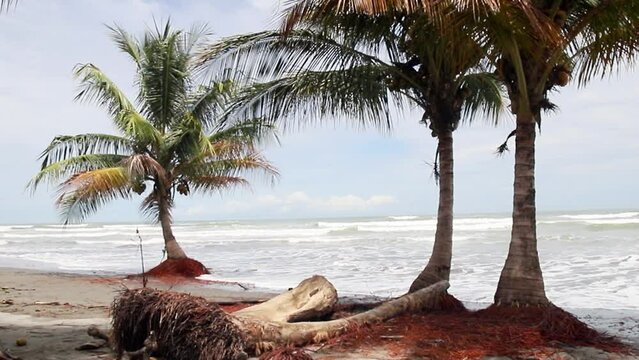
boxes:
[1,211,637,310]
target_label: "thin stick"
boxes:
[136,228,147,288]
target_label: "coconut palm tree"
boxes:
[290,0,639,305]
[198,6,503,293]
[29,22,277,268]
[487,0,639,305]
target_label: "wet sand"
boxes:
[1,267,637,360]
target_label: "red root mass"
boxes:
[145,258,210,278]
[258,346,313,360]
[324,305,629,359]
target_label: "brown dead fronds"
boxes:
[111,288,248,360]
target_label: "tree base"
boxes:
[145,258,210,278]
[476,304,625,351]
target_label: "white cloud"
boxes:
[214,191,396,216]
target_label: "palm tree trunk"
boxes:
[158,189,187,260]
[409,129,454,292]
[494,110,548,305]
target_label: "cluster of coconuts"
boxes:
[176,181,190,196]
[131,180,146,195]
[552,63,571,87]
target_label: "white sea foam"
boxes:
[559,212,639,220]
[1,211,637,310]
[388,215,420,220]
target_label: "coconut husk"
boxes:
[111,288,248,360]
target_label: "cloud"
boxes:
[197,191,396,218]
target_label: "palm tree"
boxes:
[199,6,503,293]
[292,0,638,305]
[29,22,277,268]
[487,0,639,305]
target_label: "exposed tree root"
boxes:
[144,257,209,278]
[111,288,248,360]
[476,304,629,353]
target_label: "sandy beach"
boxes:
[0,267,278,360]
[0,267,638,360]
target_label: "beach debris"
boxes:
[234,275,337,323]
[258,346,313,360]
[77,325,111,352]
[32,301,60,306]
[110,276,448,357]
[0,348,22,360]
[14,339,27,347]
[111,288,248,360]
[0,299,13,305]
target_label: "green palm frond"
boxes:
[198,30,386,83]
[189,80,234,129]
[209,118,278,146]
[187,176,250,195]
[568,0,639,86]
[74,64,160,144]
[108,25,143,65]
[28,154,126,192]
[56,167,131,223]
[459,72,505,125]
[224,64,394,131]
[38,134,132,169]
[181,153,278,183]
[137,22,189,131]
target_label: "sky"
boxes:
[0,0,637,224]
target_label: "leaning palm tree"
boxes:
[29,22,277,273]
[199,4,503,293]
[294,0,639,305]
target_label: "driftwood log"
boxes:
[110,276,449,359]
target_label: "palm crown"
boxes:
[29,22,277,259]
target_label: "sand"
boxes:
[0,267,276,360]
[0,267,637,360]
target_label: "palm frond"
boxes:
[56,167,131,223]
[28,154,126,192]
[38,134,132,169]
[0,0,16,12]
[108,25,143,65]
[187,176,250,195]
[459,72,506,125]
[224,64,394,132]
[197,30,387,84]
[74,64,160,144]
[122,154,167,182]
[138,21,189,131]
[209,118,279,146]
[139,191,165,221]
[189,80,234,129]
[569,0,639,86]
[180,153,279,185]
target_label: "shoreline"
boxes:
[1,267,637,359]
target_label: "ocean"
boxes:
[1,210,637,310]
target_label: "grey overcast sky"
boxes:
[0,0,637,225]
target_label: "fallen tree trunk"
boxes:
[234,280,449,352]
[110,276,449,359]
[235,275,337,323]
